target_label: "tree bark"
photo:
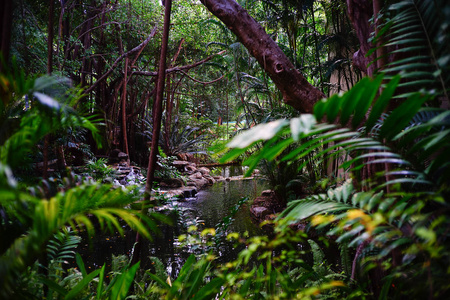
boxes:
[200,0,324,113]
[145,0,172,196]
[132,0,172,266]
[346,0,375,76]
[121,57,130,163]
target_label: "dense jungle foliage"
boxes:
[1,0,449,299]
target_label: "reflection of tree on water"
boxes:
[196,179,268,235]
[77,175,267,278]
[220,165,244,178]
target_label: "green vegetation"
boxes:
[1,0,449,299]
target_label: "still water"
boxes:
[79,176,268,276]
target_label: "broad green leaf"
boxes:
[146,272,171,289]
[97,265,106,299]
[379,93,428,140]
[38,278,68,297]
[352,76,384,129]
[313,97,330,121]
[186,260,211,299]
[65,268,101,300]
[340,77,370,127]
[33,92,61,110]
[192,277,224,300]
[290,114,316,141]
[76,253,87,277]
[227,119,289,148]
[110,262,140,300]
[366,75,400,131]
[325,93,344,123]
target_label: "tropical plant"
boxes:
[0,62,102,170]
[85,158,118,182]
[373,0,450,103]
[0,69,168,299]
[219,73,450,297]
[215,227,364,299]
[147,254,224,300]
[36,252,143,300]
[0,166,164,298]
[141,116,208,158]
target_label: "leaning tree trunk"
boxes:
[200,0,324,113]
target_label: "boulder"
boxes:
[187,177,209,189]
[172,160,190,171]
[118,152,128,159]
[203,174,216,184]
[182,187,197,198]
[160,178,184,188]
[189,172,203,180]
[261,189,274,197]
[185,165,197,174]
[250,189,286,225]
[109,149,127,163]
[250,207,270,220]
[197,167,210,175]
[176,153,188,161]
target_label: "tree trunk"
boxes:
[145,0,171,196]
[132,0,172,266]
[47,0,54,74]
[43,0,55,182]
[200,0,324,113]
[164,75,172,154]
[346,0,375,76]
[0,0,13,72]
[121,57,130,163]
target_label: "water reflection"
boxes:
[78,176,268,277]
[194,179,268,235]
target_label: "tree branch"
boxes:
[84,26,158,94]
[131,50,226,77]
[200,0,324,112]
[180,70,225,84]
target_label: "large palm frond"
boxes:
[220,74,449,186]
[0,164,166,296]
[219,74,449,282]
[374,0,450,101]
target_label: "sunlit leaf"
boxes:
[227,119,289,148]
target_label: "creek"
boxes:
[77,167,268,277]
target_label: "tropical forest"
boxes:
[1,0,449,299]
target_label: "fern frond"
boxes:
[379,0,450,99]
[47,229,81,264]
[0,182,164,293]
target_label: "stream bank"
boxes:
[77,160,270,277]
